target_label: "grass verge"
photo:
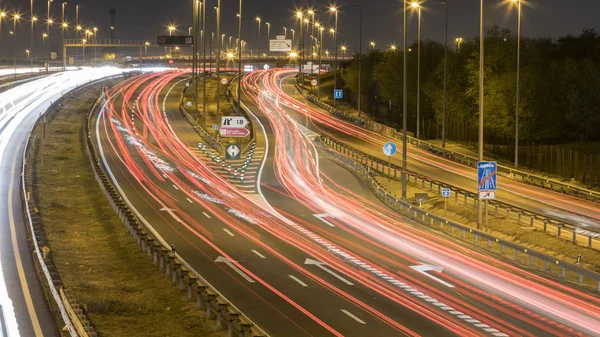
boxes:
[30,81,223,337]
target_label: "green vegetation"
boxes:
[343,28,600,145]
[31,83,223,337]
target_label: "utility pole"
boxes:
[356,4,362,117]
[402,0,408,200]
[237,0,242,108]
[440,0,448,147]
[477,0,485,229]
[216,0,221,120]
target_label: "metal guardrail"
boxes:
[317,139,600,292]
[294,80,600,203]
[322,136,600,250]
[21,80,117,337]
[87,87,269,337]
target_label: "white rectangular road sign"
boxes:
[276,35,286,40]
[479,191,496,200]
[221,116,249,129]
[270,39,292,52]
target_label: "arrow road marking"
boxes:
[215,256,255,283]
[313,213,336,227]
[410,263,454,288]
[305,258,354,285]
[341,309,366,324]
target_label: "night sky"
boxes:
[1,0,600,53]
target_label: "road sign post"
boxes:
[477,161,497,232]
[383,142,397,182]
[442,187,450,218]
[220,116,250,138]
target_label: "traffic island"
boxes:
[25,80,226,337]
[181,75,253,155]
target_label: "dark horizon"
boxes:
[0,0,599,53]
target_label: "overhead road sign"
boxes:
[226,144,241,160]
[334,89,343,99]
[270,39,292,52]
[382,142,397,157]
[477,161,497,191]
[221,116,249,129]
[157,35,193,45]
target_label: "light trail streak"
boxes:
[241,69,600,336]
[0,67,128,337]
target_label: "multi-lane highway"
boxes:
[0,68,129,337]
[90,70,600,336]
[268,69,600,233]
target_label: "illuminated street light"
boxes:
[370,41,375,50]
[390,43,397,51]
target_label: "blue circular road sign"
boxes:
[382,142,397,157]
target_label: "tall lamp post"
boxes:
[308,9,314,77]
[513,0,522,169]
[477,0,485,229]
[31,15,37,71]
[296,11,302,76]
[61,2,67,69]
[402,0,408,200]
[216,0,221,120]
[266,22,270,54]
[330,6,338,108]
[0,12,6,64]
[356,4,363,117]
[255,16,260,51]
[440,0,448,147]
[411,2,421,139]
[12,13,21,81]
[237,0,242,109]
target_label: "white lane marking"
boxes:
[289,275,308,287]
[304,258,353,286]
[186,198,193,203]
[8,150,44,336]
[223,228,235,237]
[172,184,179,190]
[313,213,336,227]
[162,174,169,179]
[340,309,366,325]
[202,212,211,218]
[214,256,255,283]
[246,74,509,337]
[251,250,266,259]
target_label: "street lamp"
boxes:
[330,6,338,108]
[411,2,421,139]
[296,11,303,75]
[440,0,449,147]
[455,37,463,50]
[477,0,485,229]
[401,0,409,200]
[26,49,30,59]
[356,4,363,117]
[340,45,346,57]
[12,13,21,81]
[389,43,397,51]
[512,0,522,169]
[266,22,270,53]
[290,28,295,48]
[283,26,287,38]
[370,41,375,50]
[30,16,37,70]
[255,16,261,51]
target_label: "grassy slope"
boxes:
[32,83,223,337]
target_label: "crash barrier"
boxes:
[322,136,600,251]
[86,89,270,337]
[318,138,600,292]
[294,79,600,204]
[21,77,121,336]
